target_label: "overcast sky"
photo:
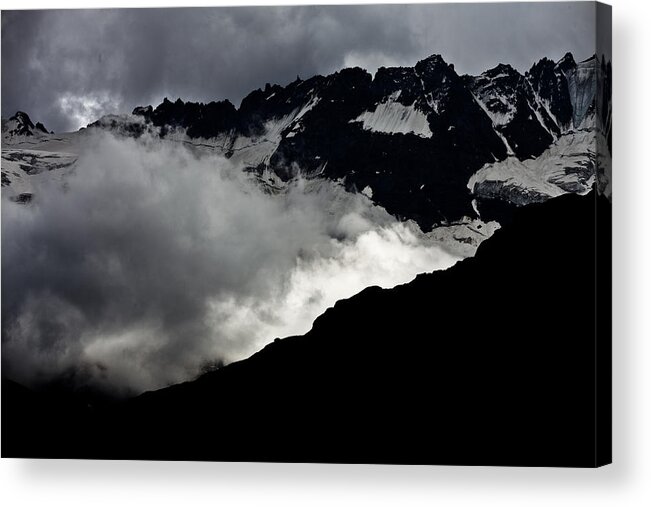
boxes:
[2,3,600,132]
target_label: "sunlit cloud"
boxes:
[57,92,122,130]
[1,131,461,396]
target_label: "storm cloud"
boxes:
[2,3,599,132]
[1,132,460,395]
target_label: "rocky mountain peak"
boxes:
[2,111,50,137]
[415,53,458,84]
[78,51,609,230]
[556,52,577,72]
[416,53,451,70]
[484,63,519,79]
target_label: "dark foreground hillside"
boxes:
[2,192,611,466]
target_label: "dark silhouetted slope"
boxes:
[2,191,611,466]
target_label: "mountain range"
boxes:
[1,51,612,464]
[2,52,611,229]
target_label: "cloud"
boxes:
[1,132,460,396]
[57,92,124,130]
[2,4,598,132]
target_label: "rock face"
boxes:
[129,57,509,228]
[1,191,612,466]
[463,62,555,159]
[465,53,610,151]
[465,54,611,211]
[2,53,611,229]
[124,52,610,228]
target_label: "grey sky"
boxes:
[2,2,600,132]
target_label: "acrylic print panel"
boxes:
[1,2,611,466]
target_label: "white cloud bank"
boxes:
[2,132,460,396]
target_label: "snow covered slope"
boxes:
[2,112,80,201]
[1,111,50,138]
[468,130,602,206]
[1,148,77,200]
[351,91,433,138]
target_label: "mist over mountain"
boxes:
[0,0,614,468]
[2,50,610,398]
[2,133,469,395]
[2,190,612,466]
[118,52,611,229]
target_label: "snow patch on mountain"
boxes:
[1,149,77,200]
[468,130,599,205]
[361,185,373,198]
[2,115,80,201]
[351,92,432,138]
[470,90,516,127]
[427,218,501,258]
[470,92,515,155]
[525,90,559,139]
